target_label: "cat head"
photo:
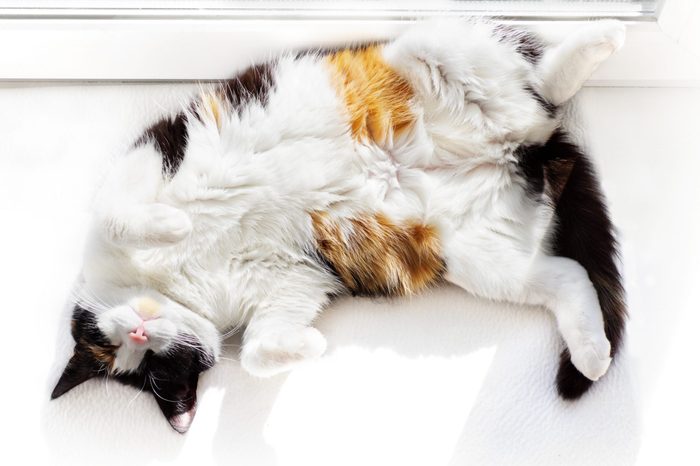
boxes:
[51,288,221,433]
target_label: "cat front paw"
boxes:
[139,203,193,245]
[241,327,327,377]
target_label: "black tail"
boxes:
[537,130,627,399]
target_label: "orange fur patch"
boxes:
[195,91,227,130]
[85,342,116,371]
[311,211,444,296]
[326,45,415,145]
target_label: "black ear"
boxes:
[151,371,199,434]
[51,348,99,399]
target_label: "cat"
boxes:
[51,19,627,433]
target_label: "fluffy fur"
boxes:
[52,19,627,432]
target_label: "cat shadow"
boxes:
[41,284,640,465]
[209,333,287,466]
[208,284,640,465]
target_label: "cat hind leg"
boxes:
[538,20,625,105]
[445,240,613,396]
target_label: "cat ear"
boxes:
[51,347,99,399]
[151,372,199,434]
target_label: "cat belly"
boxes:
[136,45,542,309]
[309,210,444,296]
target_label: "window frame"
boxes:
[0,1,696,86]
[0,1,665,20]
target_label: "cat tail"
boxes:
[542,130,627,399]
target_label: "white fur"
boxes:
[79,20,624,381]
[539,20,626,105]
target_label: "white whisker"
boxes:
[148,373,193,404]
[127,377,148,406]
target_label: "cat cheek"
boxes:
[145,320,178,345]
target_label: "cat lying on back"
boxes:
[51,19,627,433]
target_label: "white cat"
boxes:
[51,19,627,433]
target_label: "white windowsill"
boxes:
[0,14,697,87]
[0,1,660,20]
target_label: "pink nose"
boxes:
[128,324,148,344]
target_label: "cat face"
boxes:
[51,290,221,433]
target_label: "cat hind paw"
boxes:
[568,333,612,381]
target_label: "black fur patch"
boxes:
[112,338,214,432]
[50,350,101,400]
[70,304,111,347]
[515,143,546,197]
[221,62,276,111]
[516,130,627,400]
[51,305,115,399]
[556,348,593,399]
[525,84,558,118]
[131,62,276,179]
[494,24,544,64]
[137,112,189,177]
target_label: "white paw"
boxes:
[139,203,192,245]
[241,327,327,378]
[569,333,612,381]
[581,20,626,60]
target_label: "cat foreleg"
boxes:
[241,323,327,378]
[98,203,192,247]
[94,145,192,247]
[239,275,332,378]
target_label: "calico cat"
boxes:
[51,19,627,433]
